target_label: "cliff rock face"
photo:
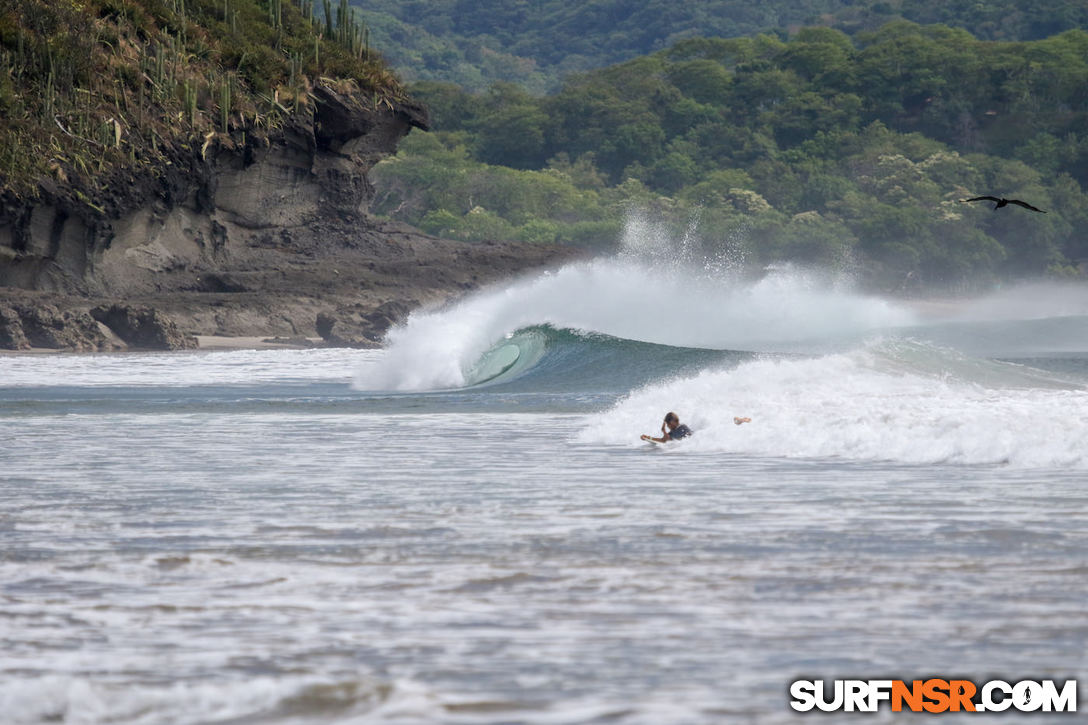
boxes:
[0,87,575,351]
[1,87,427,298]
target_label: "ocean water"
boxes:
[3,238,1088,723]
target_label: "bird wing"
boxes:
[1007,199,1046,213]
[960,196,1002,203]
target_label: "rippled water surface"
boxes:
[2,346,1087,724]
[4,262,1088,723]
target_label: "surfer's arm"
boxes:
[641,434,669,443]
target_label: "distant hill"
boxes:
[371,23,1088,289]
[354,0,1088,91]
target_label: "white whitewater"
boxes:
[580,342,1088,467]
[355,215,917,391]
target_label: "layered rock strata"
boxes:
[0,86,577,351]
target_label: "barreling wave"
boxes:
[459,324,752,392]
[353,259,915,391]
[351,218,1088,466]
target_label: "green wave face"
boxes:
[462,330,543,386]
[461,315,1088,395]
[461,325,756,392]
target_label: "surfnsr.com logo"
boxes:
[790,679,1077,713]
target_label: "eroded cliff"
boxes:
[0,0,578,351]
[0,86,575,350]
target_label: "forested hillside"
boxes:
[372,23,1088,290]
[355,0,1088,91]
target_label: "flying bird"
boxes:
[959,196,1046,213]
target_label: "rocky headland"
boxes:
[0,86,578,352]
[0,2,579,352]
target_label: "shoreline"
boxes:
[195,335,329,351]
[0,335,342,355]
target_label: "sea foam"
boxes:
[581,343,1088,468]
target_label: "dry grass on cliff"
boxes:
[0,0,406,208]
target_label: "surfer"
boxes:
[641,412,691,443]
[640,411,751,443]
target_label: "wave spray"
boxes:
[354,216,915,391]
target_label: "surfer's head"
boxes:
[664,412,679,429]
